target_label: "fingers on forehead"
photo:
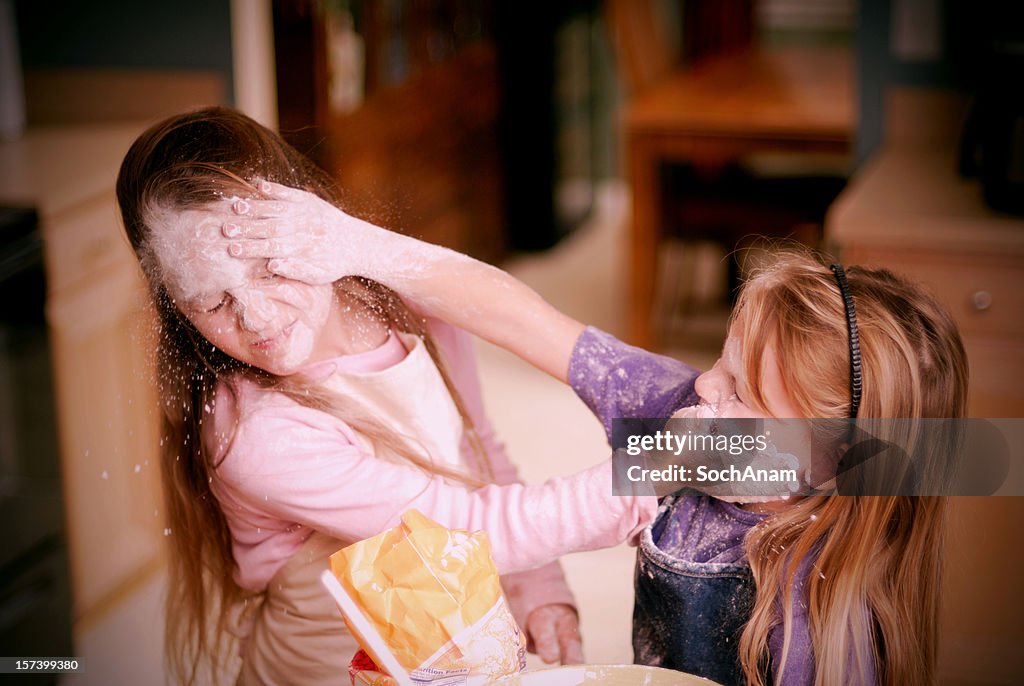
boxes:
[231,239,279,258]
[243,200,286,218]
[241,220,278,238]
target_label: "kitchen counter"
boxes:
[0,122,149,218]
[828,146,1024,255]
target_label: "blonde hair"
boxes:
[117,107,489,684]
[730,252,967,686]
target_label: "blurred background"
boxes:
[0,0,1021,683]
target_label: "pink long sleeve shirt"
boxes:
[205,320,656,626]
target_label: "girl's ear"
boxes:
[805,442,846,492]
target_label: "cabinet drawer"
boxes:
[897,258,1023,338]
[842,249,1024,338]
[962,336,1024,418]
[42,193,136,295]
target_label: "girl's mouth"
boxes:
[253,321,296,349]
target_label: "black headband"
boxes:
[830,264,862,418]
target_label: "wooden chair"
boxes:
[604,0,848,335]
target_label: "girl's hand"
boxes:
[525,603,584,665]
[220,179,585,383]
[222,180,398,285]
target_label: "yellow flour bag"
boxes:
[328,510,527,685]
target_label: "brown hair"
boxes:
[730,253,968,686]
[116,106,488,684]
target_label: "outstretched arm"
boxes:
[221,181,585,382]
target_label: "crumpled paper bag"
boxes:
[329,509,527,685]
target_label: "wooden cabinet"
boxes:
[45,194,163,627]
[324,42,504,262]
[827,89,1024,417]
[826,93,1024,683]
[0,124,164,633]
[273,0,507,264]
[827,147,1024,418]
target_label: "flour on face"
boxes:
[146,202,341,375]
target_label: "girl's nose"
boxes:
[232,289,277,332]
[694,365,734,404]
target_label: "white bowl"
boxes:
[492,665,722,685]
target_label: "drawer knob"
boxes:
[971,290,993,312]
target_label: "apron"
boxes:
[236,333,468,685]
[632,493,761,686]
[237,532,360,685]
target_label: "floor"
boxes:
[64,181,729,682]
[473,183,725,668]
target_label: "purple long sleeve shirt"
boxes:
[568,327,874,685]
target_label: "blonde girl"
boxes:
[219,180,968,686]
[116,107,658,685]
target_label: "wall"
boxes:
[16,0,232,82]
[855,0,1016,162]
[14,0,234,122]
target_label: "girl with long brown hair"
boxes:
[115,107,662,685]
[219,181,968,685]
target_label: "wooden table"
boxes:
[624,46,854,348]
